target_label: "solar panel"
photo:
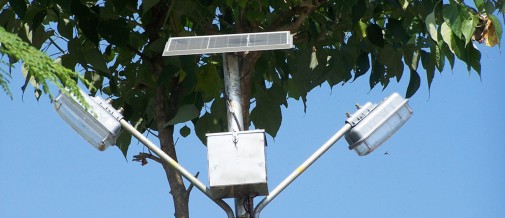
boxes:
[162,31,293,56]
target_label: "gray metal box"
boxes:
[206,130,268,199]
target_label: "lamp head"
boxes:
[345,93,412,156]
[53,89,123,151]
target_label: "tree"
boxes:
[0,0,503,217]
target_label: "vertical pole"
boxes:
[222,53,250,218]
[223,53,244,131]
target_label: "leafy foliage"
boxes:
[1,0,503,147]
[0,26,90,102]
[0,0,502,150]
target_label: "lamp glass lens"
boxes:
[352,103,412,156]
[54,94,112,151]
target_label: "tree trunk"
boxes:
[155,89,189,218]
[152,55,189,218]
[239,51,262,128]
[146,1,190,217]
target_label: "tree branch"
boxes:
[269,0,328,33]
[133,152,162,165]
[185,172,200,202]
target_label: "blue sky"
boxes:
[1,42,504,217]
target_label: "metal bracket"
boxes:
[96,96,124,121]
[345,102,377,127]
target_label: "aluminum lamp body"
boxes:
[345,93,413,156]
[53,90,123,151]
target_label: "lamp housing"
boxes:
[53,90,123,151]
[345,93,412,156]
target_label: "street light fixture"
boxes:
[252,92,412,217]
[53,89,122,151]
[52,89,235,218]
[345,93,413,156]
[52,85,411,218]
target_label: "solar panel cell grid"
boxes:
[163,31,293,56]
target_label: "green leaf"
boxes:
[142,0,160,14]
[351,0,366,24]
[194,112,223,144]
[21,62,39,96]
[116,131,132,159]
[366,23,385,48]
[403,45,420,71]
[441,21,466,60]
[467,43,481,75]
[71,0,99,45]
[327,51,352,86]
[166,104,200,126]
[406,69,420,98]
[209,97,228,124]
[386,18,409,47]
[441,22,454,52]
[82,42,108,73]
[443,4,463,38]
[420,50,435,90]
[57,18,73,39]
[0,64,12,99]
[180,125,191,138]
[399,0,409,10]
[251,89,282,137]
[369,58,385,90]
[250,103,282,138]
[196,64,223,101]
[8,0,27,19]
[354,20,367,39]
[84,71,103,94]
[461,15,478,45]
[426,11,438,42]
[353,52,369,81]
[441,41,455,70]
[474,0,484,11]
[97,18,130,46]
[377,45,404,82]
[59,53,78,71]
[483,0,496,13]
[432,42,444,72]
[31,9,46,29]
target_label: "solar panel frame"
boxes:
[162,31,293,56]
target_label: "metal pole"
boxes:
[223,53,244,131]
[223,53,250,218]
[120,119,234,218]
[252,123,353,218]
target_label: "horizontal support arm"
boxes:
[252,123,352,218]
